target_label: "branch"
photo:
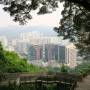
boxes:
[66,0,90,11]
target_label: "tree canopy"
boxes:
[66,0,90,11]
[2,0,90,24]
[54,1,90,59]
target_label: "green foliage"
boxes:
[0,43,46,73]
[47,65,70,73]
[0,42,6,61]
[0,82,73,90]
[72,62,90,76]
[60,64,69,73]
[46,61,90,77]
[47,67,61,73]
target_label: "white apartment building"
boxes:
[58,43,77,68]
[19,32,64,45]
[66,43,77,68]
[20,32,43,41]
[50,36,63,44]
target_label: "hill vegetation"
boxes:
[0,42,46,73]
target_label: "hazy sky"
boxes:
[0,3,63,27]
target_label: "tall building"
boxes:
[28,43,77,68]
[58,45,66,63]
[66,43,77,68]
[42,44,57,61]
[14,41,28,58]
[20,32,43,43]
[57,43,77,68]
[28,44,56,61]
[28,44,42,61]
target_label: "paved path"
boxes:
[76,75,90,90]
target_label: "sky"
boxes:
[0,3,63,37]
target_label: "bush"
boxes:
[60,64,70,73]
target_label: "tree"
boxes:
[65,0,90,11]
[60,64,69,73]
[3,0,59,24]
[54,1,90,59]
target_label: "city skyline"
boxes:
[0,26,58,39]
[0,31,77,68]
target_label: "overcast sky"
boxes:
[0,3,63,27]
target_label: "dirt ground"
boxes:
[76,75,90,90]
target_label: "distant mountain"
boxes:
[0,26,57,39]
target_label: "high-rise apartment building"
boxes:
[42,44,57,61]
[66,43,77,68]
[28,44,42,61]
[28,43,77,68]
[57,43,77,68]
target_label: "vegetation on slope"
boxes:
[0,42,46,73]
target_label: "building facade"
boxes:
[28,43,77,68]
